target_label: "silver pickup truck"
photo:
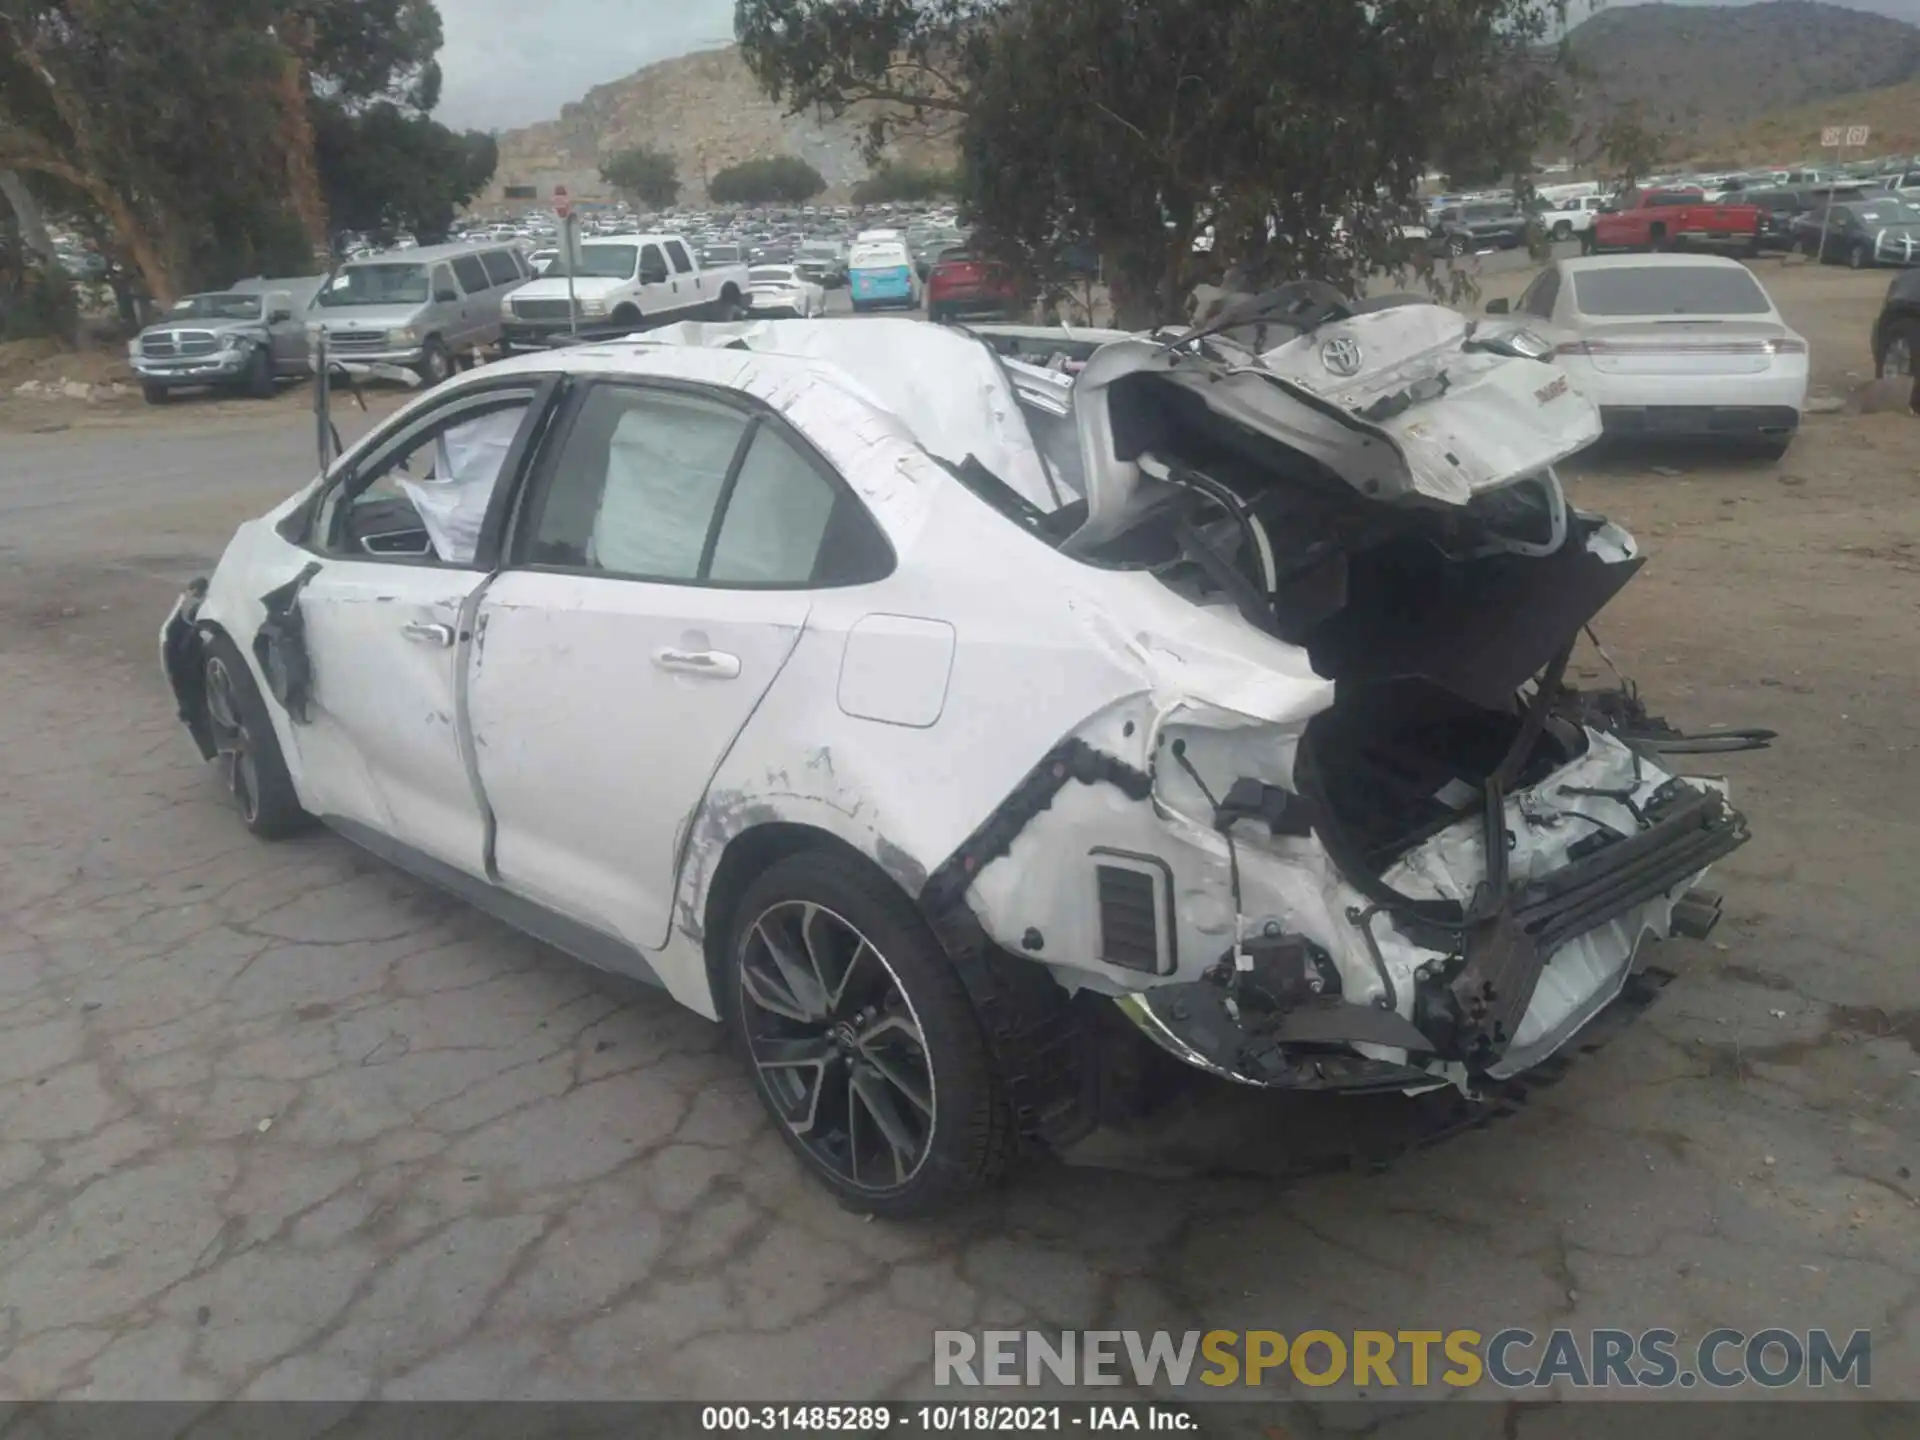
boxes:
[129,276,324,404]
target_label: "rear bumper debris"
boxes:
[1114,775,1747,1092]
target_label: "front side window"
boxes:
[314,389,536,563]
[640,244,668,280]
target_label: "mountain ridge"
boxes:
[484,1,1920,205]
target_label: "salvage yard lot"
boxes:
[0,258,1915,1409]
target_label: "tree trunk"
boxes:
[0,171,58,263]
[6,156,179,306]
[277,54,329,253]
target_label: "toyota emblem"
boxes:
[1320,337,1364,377]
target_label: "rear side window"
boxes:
[516,384,891,587]
[481,250,521,286]
[664,241,693,274]
[450,254,490,294]
[707,427,851,585]
[1573,266,1771,317]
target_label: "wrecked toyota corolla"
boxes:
[161,289,1759,1214]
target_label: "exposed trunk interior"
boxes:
[1070,371,1639,877]
[1297,678,1587,870]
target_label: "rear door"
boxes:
[638,242,681,316]
[664,239,700,305]
[468,379,890,950]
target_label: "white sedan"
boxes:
[160,307,1750,1214]
[745,264,825,318]
[1487,253,1808,458]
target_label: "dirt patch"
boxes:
[0,337,133,390]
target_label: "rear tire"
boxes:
[1752,436,1792,462]
[200,633,311,841]
[722,849,1015,1217]
[1876,319,1918,380]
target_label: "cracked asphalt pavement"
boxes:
[0,264,1915,1412]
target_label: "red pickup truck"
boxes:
[1588,188,1762,255]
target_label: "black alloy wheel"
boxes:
[737,898,937,1193]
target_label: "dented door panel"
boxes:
[293,562,493,875]
[465,570,811,961]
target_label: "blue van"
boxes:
[848,239,919,311]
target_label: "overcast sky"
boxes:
[433,0,1920,133]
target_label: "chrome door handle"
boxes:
[654,647,740,679]
[401,621,454,647]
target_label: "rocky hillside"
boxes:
[486,47,954,207]
[487,3,1920,208]
[1564,0,1920,141]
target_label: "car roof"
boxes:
[1557,253,1754,273]
[351,239,519,266]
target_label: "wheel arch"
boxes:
[695,820,919,1019]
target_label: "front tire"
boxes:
[242,345,275,399]
[1447,234,1469,258]
[1552,220,1572,241]
[141,382,170,405]
[200,633,310,840]
[723,850,1015,1217]
[416,337,452,387]
[1848,241,1873,270]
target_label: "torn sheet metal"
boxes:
[1065,301,1604,552]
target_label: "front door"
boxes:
[468,377,883,952]
[281,379,548,875]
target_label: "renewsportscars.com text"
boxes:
[933,1328,1871,1391]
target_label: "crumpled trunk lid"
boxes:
[1066,301,1602,547]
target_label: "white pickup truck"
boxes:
[1540,195,1607,242]
[499,232,749,350]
